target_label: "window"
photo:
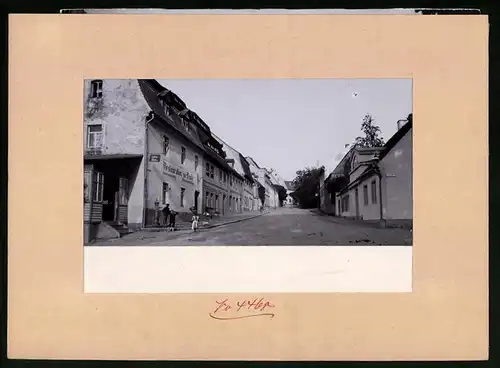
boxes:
[163,136,170,155]
[341,195,350,213]
[206,192,209,207]
[195,155,199,170]
[180,188,185,207]
[86,124,103,149]
[210,165,214,179]
[215,195,219,210]
[371,180,377,204]
[181,146,186,164]
[84,171,91,203]
[90,80,103,98]
[210,193,214,208]
[223,173,227,183]
[219,169,223,182]
[92,171,104,202]
[162,182,169,205]
[230,176,233,187]
[363,185,369,206]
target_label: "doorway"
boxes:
[103,176,118,222]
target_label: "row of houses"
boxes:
[318,115,413,228]
[83,79,286,243]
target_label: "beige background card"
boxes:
[8,14,488,360]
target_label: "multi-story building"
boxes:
[83,78,287,243]
[83,79,150,243]
[212,135,258,213]
[246,157,279,209]
[83,79,239,243]
[139,80,207,224]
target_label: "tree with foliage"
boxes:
[292,166,324,209]
[258,185,266,206]
[354,114,385,148]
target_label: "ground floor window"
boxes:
[371,180,377,204]
[92,171,104,202]
[180,188,185,207]
[341,195,350,213]
[363,184,369,206]
[84,170,92,203]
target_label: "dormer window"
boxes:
[90,80,103,98]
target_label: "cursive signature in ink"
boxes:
[209,298,276,320]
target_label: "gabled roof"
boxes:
[378,120,412,161]
[138,79,205,148]
[245,156,261,169]
[138,79,234,173]
[284,181,295,191]
[239,153,255,183]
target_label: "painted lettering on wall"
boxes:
[162,161,194,183]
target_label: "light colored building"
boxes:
[83,79,246,243]
[212,134,257,213]
[246,157,279,209]
[284,181,297,206]
[83,79,150,243]
[139,80,208,223]
[333,118,413,228]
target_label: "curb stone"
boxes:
[130,211,269,238]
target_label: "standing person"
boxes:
[191,213,200,232]
[161,204,170,227]
[169,209,177,231]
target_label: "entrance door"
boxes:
[103,176,118,222]
[194,191,199,213]
[115,177,129,224]
[355,188,360,219]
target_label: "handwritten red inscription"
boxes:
[209,298,276,320]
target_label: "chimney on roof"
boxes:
[397,119,407,131]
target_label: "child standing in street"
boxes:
[191,214,200,232]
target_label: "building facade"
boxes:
[246,157,279,209]
[83,78,285,243]
[330,118,413,228]
[138,80,207,225]
[83,79,150,243]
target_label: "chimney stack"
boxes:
[397,119,407,131]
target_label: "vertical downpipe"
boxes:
[377,169,385,227]
[142,112,154,228]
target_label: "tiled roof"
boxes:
[138,79,234,173]
[284,181,295,191]
[138,79,205,151]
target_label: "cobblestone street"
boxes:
[91,207,412,246]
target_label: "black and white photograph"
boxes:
[83,78,412,247]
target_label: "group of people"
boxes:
[161,204,200,232]
[161,204,178,231]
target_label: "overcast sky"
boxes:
[158,79,412,181]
